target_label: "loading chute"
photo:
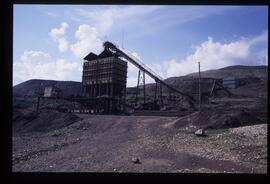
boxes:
[103,41,194,100]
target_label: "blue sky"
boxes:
[13,5,268,86]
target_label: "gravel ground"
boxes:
[12,114,267,173]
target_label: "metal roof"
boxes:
[97,49,115,59]
[83,52,98,61]
[83,49,119,61]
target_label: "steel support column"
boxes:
[160,83,163,106]
[143,71,146,104]
[154,81,158,101]
[135,70,141,104]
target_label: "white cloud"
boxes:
[68,6,162,59]
[68,6,163,59]
[49,22,69,52]
[13,50,79,85]
[70,24,103,58]
[75,6,163,36]
[151,31,268,78]
[145,6,239,31]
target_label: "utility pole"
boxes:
[36,82,42,113]
[36,96,40,113]
[198,62,201,112]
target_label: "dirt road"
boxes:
[12,114,267,173]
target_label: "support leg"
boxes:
[143,71,146,104]
[160,83,163,106]
[154,82,158,101]
[135,70,141,105]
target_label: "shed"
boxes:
[44,86,62,98]
[222,76,239,89]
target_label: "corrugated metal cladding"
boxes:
[222,76,239,89]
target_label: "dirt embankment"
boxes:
[171,110,266,130]
[13,108,82,134]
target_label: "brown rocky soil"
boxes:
[12,112,267,173]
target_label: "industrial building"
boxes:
[80,41,194,114]
[82,48,127,113]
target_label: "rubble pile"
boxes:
[13,108,82,134]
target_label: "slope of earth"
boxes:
[13,109,82,134]
[13,79,82,97]
[14,65,267,99]
[136,65,268,100]
[12,114,267,173]
[185,65,268,79]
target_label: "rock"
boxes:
[131,157,141,164]
[181,168,192,173]
[160,107,167,111]
[195,129,206,136]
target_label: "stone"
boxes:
[131,157,141,164]
[195,129,206,136]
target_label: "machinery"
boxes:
[102,41,194,107]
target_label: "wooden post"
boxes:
[72,101,75,113]
[36,96,40,113]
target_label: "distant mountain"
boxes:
[144,65,268,98]
[220,65,267,70]
[185,65,268,79]
[13,79,82,97]
[13,65,268,98]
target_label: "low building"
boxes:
[44,86,61,98]
[222,76,239,89]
